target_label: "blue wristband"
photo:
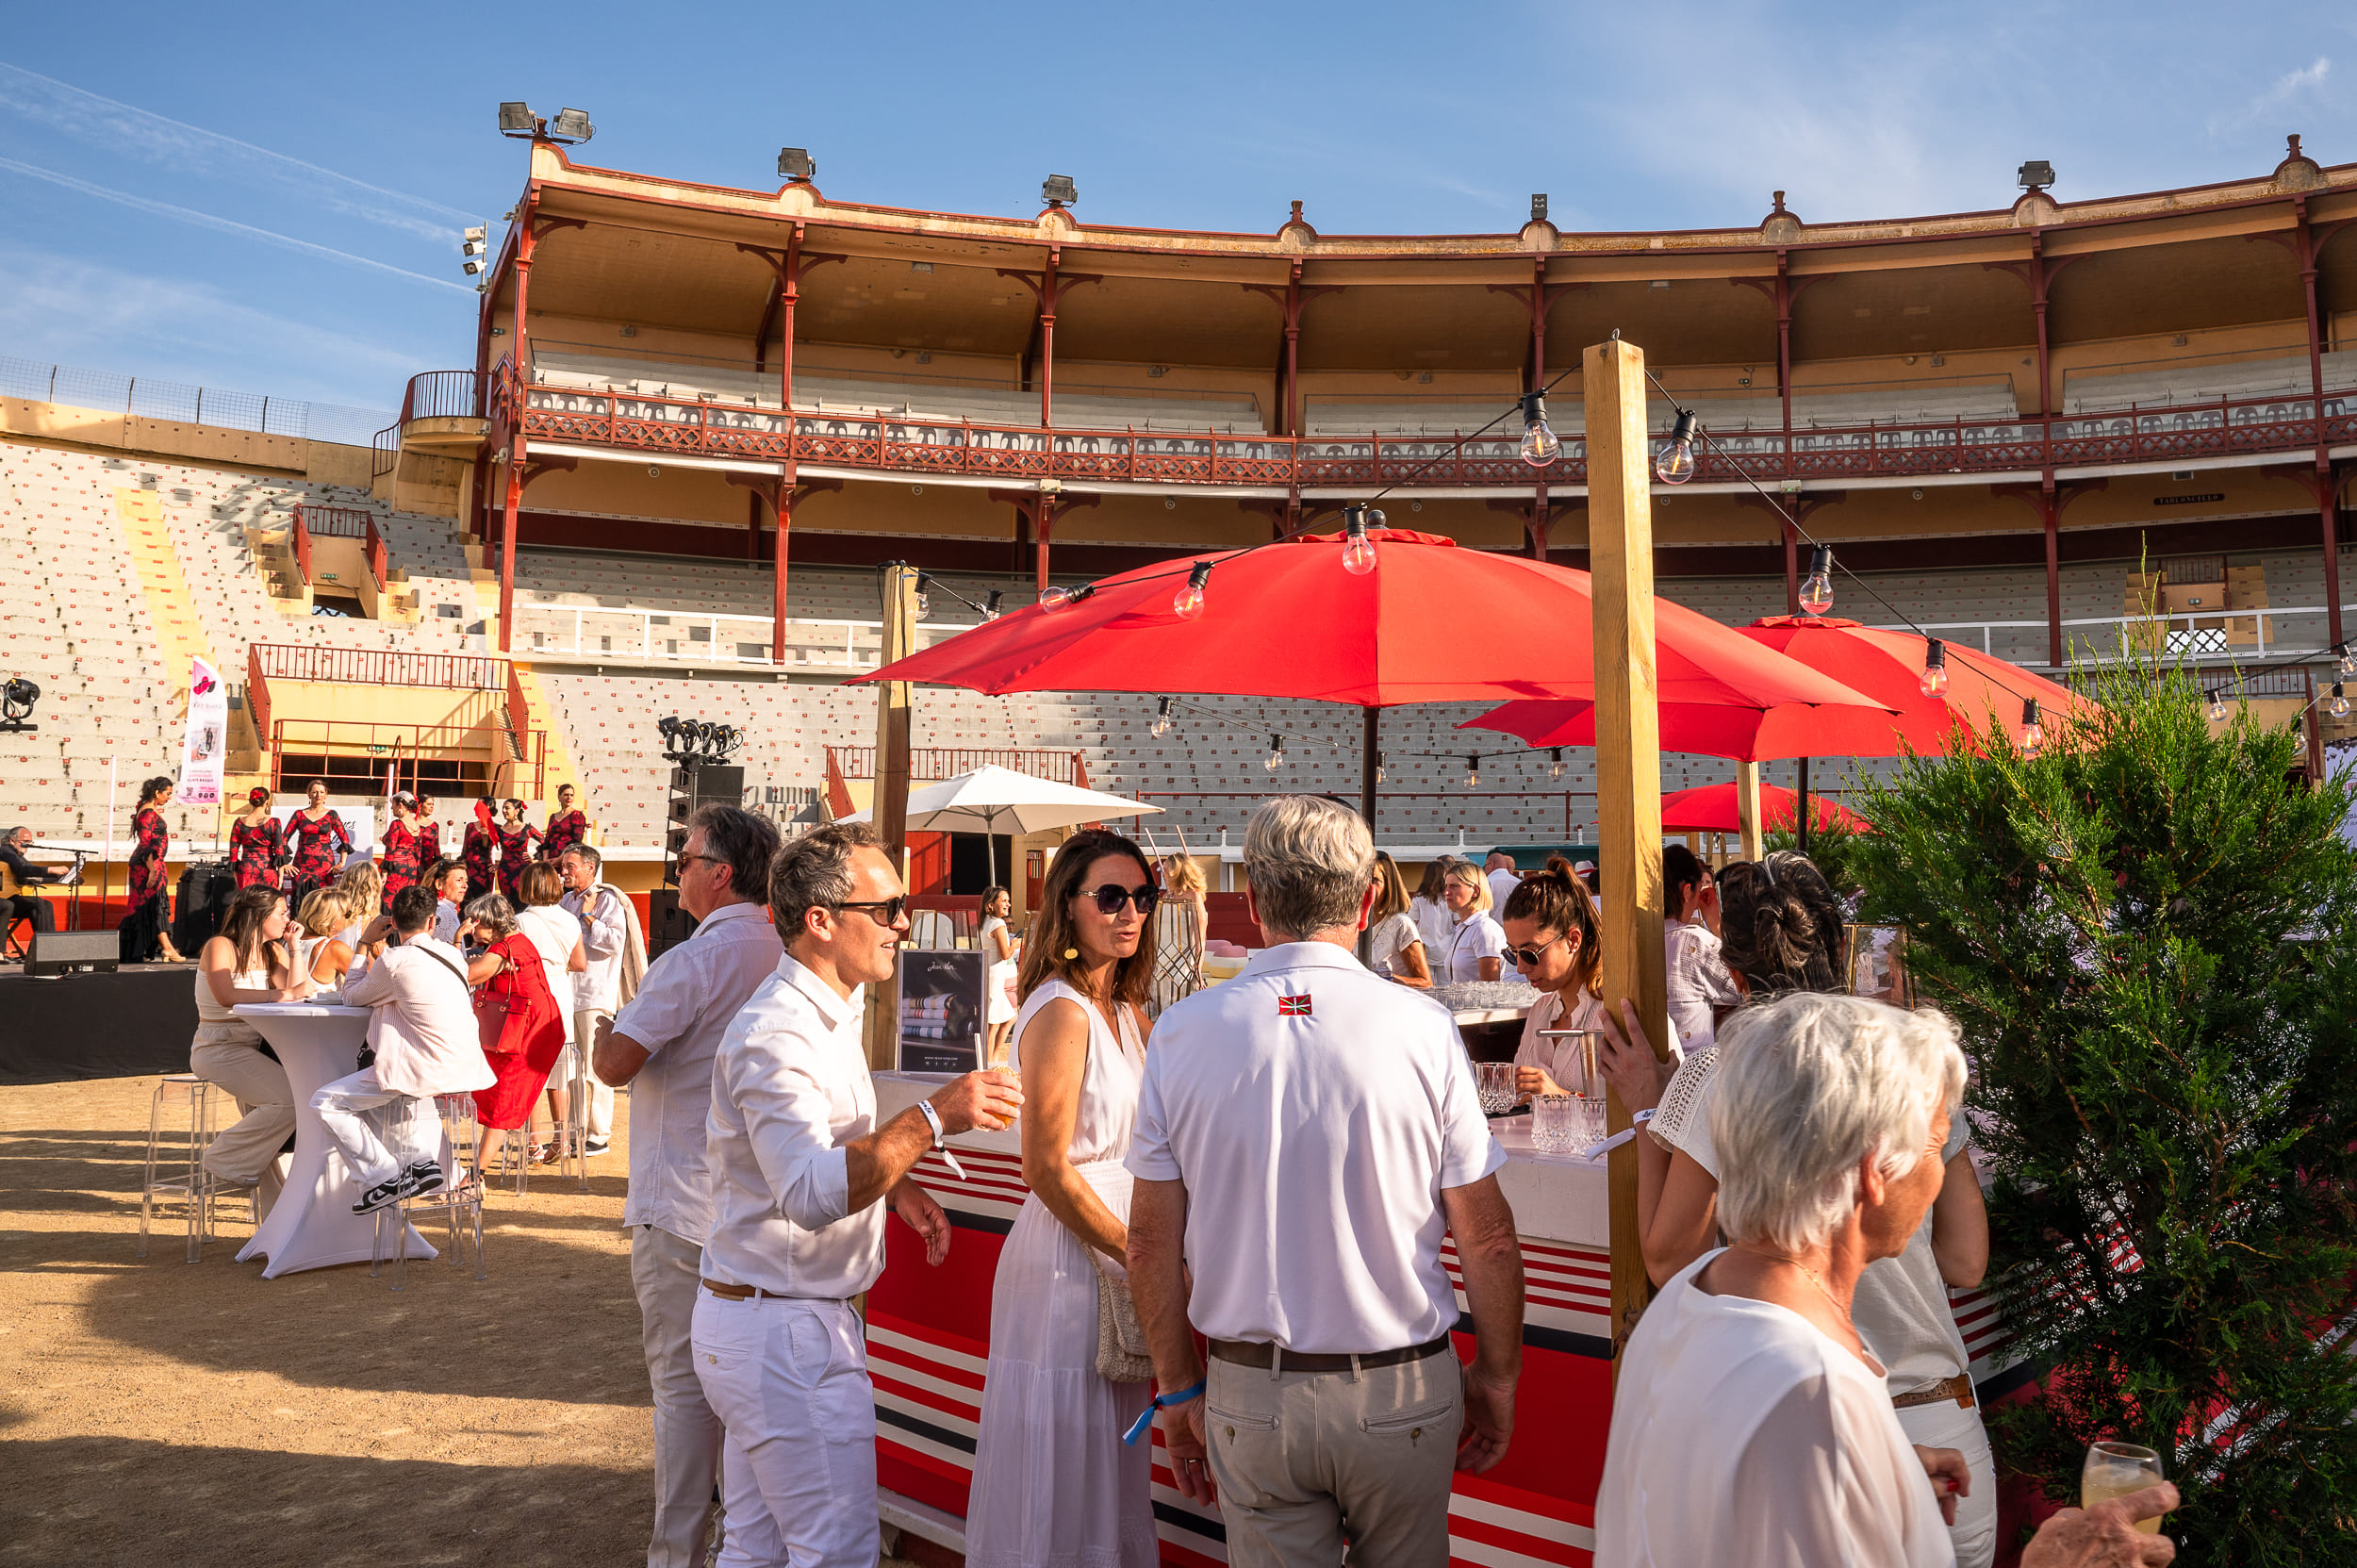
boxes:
[1121,1379,1207,1446]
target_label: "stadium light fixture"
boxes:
[778,147,816,182]
[547,107,595,144]
[2017,159,2055,191]
[462,225,487,276]
[498,102,537,137]
[1530,193,1548,223]
[1042,173,1079,207]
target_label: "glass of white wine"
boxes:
[2081,1441,2167,1534]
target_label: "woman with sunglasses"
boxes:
[967,829,1162,1568]
[1501,857,1609,1098]
[1439,860,1508,983]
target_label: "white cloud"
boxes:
[2207,56,2331,138]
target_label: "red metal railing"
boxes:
[288,506,312,586]
[292,504,387,590]
[505,663,532,765]
[270,718,545,796]
[246,643,272,751]
[1138,788,1599,836]
[251,643,506,690]
[825,746,1086,784]
[373,370,489,479]
[486,350,2357,490]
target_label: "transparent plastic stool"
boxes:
[137,1074,254,1263]
[371,1092,486,1290]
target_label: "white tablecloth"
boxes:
[231,1003,437,1278]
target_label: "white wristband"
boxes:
[1631,1107,1656,1125]
[916,1098,948,1147]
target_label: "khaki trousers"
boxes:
[1203,1347,1462,1568]
[190,1034,296,1186]
[633,1224,723,1568]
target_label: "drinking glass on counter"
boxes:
[1532,1094,1573,1149]
[2081,1442,2167,1534]
[1476,1062,1516,1114]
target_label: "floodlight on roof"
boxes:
[547,107,595,144]
[2017,159,2055,190]
[1042,173,1078,207]
[1530,193,1548,223]
[498,102,537,137]
[778,147,816,182]
[463,258,485,275]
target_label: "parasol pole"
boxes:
[1586,336,1672,1377]
[1796,755,1813,854]
[865,562,919,1072]
[1735,760,1764,861]
[1359,706,1379,830]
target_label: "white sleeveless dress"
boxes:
[965,979,1157,1568]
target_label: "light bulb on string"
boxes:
[1039,583,1077,613]
[1464,755,1481,789]
[1264,734,1285,772]
[2020,698,2045,757]
[1518,392,1560,468]
[1376,751,1388,784]
[1342,505,1380,575]
[2333,683,2351,719]
[1655,409,1700,485]
[1172,560,1211,619]
[2205,689,2227,722]
[1150,696,1174,737]
[1920,637,1949,697]
[913,573,932,620]
[1798,545,1835,617]
[1549,747,1565,782]
[2340,645,2355,677]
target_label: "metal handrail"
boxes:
[509,601,979,668]
[1868,602,2357,666]
[826,746,1084,785]
[292,504,387,591]
[251,643,506,689]
[246,644,272,751]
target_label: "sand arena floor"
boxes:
[0,1075,921,1568]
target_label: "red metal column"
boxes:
[1039,247,1060,430]
[496,204,538,655]
[772,465,795,666]
[2042,481,2063,667]
[1775,252,1794,462]
[2295,198,2343,649]
[2028,239,2063,665]
[1032,496,1052,595]
[1783,518,1801,614]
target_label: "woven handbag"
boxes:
[1091,1252,1154,1383]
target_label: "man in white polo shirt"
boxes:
[593,805,783,1568]
[694,820,1023,1568]
[1129,795,1525,1567]
[1485,850,1523,918]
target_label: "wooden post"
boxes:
[865,562,919,1071]
[1735,760,1765,860]
[1585,337,1671,1367]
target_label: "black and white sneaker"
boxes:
[353,1176,405,1214]
[399,1160,446,1199]
[584,1136,610,1157]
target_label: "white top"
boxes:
[1651,1048,1973,1398]
[609,900,784,1243]
[1486,866,1522,915]
[1595,1251,1955,1568]
[433,899,461,946]
[1409,894,1454,957]
[980,914,1014,961]
[1127,940,1505,1352]
[1666,919,1739,1050]
[514,904,580,1043]
[342,936,495,1099]
[1442,910,1509,983]
[563,883,635,1013]
[1011,979,1145,1167]
[1365,910,1425,979]
[1512,986,1607,1097]
[701,952,883,1300]
[194,961,272,1025]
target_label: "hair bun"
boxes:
[1543,854,1574,877]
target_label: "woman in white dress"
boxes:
[1497,857,1608,1097]
[1661,844,1739,1049]
[967,829,1162,1568]
[1439,860,1508,982]
[979,884,1019,1065]
[1409,857,1459,958]
[1366,850,1431,986]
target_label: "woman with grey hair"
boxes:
[1596,994,2179,1567]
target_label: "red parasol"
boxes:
[1660,781,1868,835]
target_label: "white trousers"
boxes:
[691,1291,875,1568]
[571,1010,616,1138]
[633,1225,724,1568]
[310,1068,442,1191]
[1895,1393,1998,1568]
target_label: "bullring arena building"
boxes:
[7,129,2357,907]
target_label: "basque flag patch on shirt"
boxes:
[1278,994,1312,1016]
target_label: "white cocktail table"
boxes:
[231,1003,437,1278]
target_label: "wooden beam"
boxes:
[1585,337,1671,1371]
[1736,760,1765,860]
[865,562,919,1071]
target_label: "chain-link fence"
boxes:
[0,355,396,448]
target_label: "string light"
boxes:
[913,573,932,620]
[1920,637,1949,697]
[1549,747,1565,782]
[2205,689,2226,722]
[1149,696,1174,737]
[1655,409,1700,485]
[1040,584,1077,612]
[2020,698,2045,756]
[1376,751,1388,784]
[2341,646,2355,677]
[1518,392,1560,468]
[1264,734,1285,771]
[2332,683,2351,719]
[1172,560,1212,619]
[1342,505,1381,575]
[1464,754,1481,788]
[1799,545,1836,617]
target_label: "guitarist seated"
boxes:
[1,824,65,949]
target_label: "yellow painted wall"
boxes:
[0,396,374,486]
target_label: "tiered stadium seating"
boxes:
[2061,350,2357,414]
[1301,383,2019,439]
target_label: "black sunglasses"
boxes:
[1508,932,1570,967]
[833,896,909,926]
[1085,883,1161,916]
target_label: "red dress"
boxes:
[229,816,284,890]
[463,823,498,904]
[381,819,420,899]
[127,807,171,901]
[415,818,441,868]
[285,809,353,898]
[471,932,566,1130]
[541,809,588,864]
[496,823,540,900]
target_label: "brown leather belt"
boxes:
[1209,1334,1453,1376]
[1890,1373,1976,1411]
[701,1278,791,1300]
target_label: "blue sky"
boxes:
[0,2,2351,419]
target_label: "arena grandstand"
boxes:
[7,130,2356,923]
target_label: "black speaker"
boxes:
[645,887,699,960]
[665,766,746,877]
[171,861,237,951]
[25,929,119,977]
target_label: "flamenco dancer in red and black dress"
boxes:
[495,797,540,901]
[227,786,284,890]
[117,774,184,963]
[540,782,589,865]
[284,779,354,905]
[462,796,499,904]
[380,792,422,900]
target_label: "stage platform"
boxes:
[0,964,198,1084]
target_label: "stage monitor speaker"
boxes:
[645,887,700,960]
[171,861,237,951]
[25,930,119,977]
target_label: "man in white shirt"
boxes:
[560,843,642,1157]
[1485,850,1523,916]
[1129,795,1525,1567]
[593,806,784,1568]
[693,821,1022,1568]
[315,885,494,1213]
